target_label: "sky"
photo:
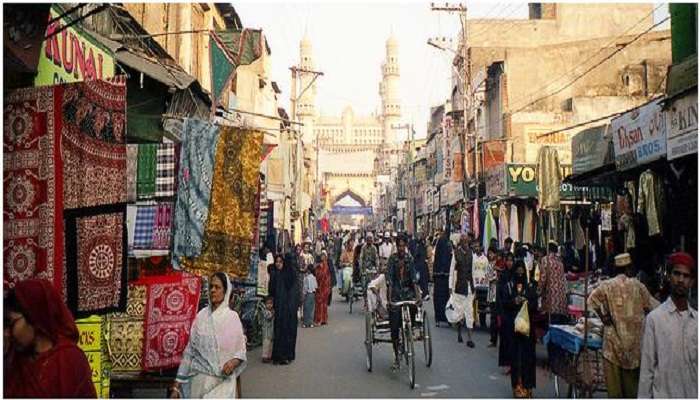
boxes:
[234,1,671,141]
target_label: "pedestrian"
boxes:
[433,229,453,326]
[326,250,337,305]
[588,252,659,398]
[379,232,395,269]
[261,297,274,363]
[486,247,499,347]
[413,232,430,300]
[472,241,490,328]
[503,237,513,254]
[340,241,354,296]
[171,272,246,398]
[538,241,568,326]
[360,232,380,280]
[449,234,476,348]
[638,252,697,399]
[302,266,318,328]
[314,253,331,326]
[269,254,299,365]
[497,252,515,373]
[4,279,96,398]
[506,261,538,398]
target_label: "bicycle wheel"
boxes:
[403,309,415,389]
[422,311,432,367]
[365,311,373,372]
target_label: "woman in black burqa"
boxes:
[432,230,453,326]
[268,253,299,365]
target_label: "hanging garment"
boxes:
[483,207,498,251]
[108,283,147,373]
[637,170,665,237]
[172,119,221,262]
[187,127,264,278]
[127,205,138,253]
[155,143,177,197]
[134,205,157,250]
[152,203,173,250]
[510,204,520,243]
[522,206,534,244]
[618,214,636,251]
[535,146,562,211]
[472,201,481,239]
[573,217,586,249]
[626,181,637,212]
[498,203,510,245]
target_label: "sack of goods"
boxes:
[514,301,530,336]
[445,295,465,324]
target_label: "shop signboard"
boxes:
[505,164,600,199]
[485,166,506,198]
[571,125,610,175]
[440,181,463,206]
[611,99,667,170]
[35,5,115,86]
[666,91,698,160]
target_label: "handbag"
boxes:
[514,300,530,336]
[445,295,465,324]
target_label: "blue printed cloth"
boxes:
[543,324,603,354]
[172,119,221,264]
[133,205,156,249]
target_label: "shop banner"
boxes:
[440,182,464,206]
[485,166,506,198]
[504,164,607,200]
[35,5,115,86]
[666,91,698,160]
[611,99,667,170]
[571,125,610,175]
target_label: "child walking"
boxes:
[261,296,274,363]
[303,265,318,328]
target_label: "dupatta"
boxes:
[176,274,247,398]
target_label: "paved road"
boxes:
[242,289,560,398]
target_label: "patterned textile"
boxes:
[134,205,156,249]
[137,256,173,277]
[538,254,568,316]
[588,275,659,369]
[137,144,157,199]
[143,272,201,371]
[126,145,138,202]
[189,127,263,278]
[156,143,176,197]
[4,86,64,291]
[108,284,147,373]
[637,169,664,237]
[62,80,127,209]
[61,78,126,143]
[173,119,221,262]
[152,203,173,250]
[65,205,127,318]
[535,146,562,211]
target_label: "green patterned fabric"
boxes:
[216,29,267,67]
[209,33,235,107]
[137,144,157,198]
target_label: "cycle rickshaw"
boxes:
[364,299,432,389]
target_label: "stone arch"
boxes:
[333,189,367,208]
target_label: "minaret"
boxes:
[298,32,316,145]
[380,33,401,147]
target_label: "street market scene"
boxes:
[2,1,698,398]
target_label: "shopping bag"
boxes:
[514,301,530,336]
[445,295,465,324]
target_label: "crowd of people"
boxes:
[3,227,695,399]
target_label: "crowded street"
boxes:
[3,2,698,399]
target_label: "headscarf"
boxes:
[176,273,247,395]
[13,279,79,343]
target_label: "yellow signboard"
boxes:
[34,5,115,86]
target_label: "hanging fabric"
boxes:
[137,144,157,199]
[472,200,481,239]
[498,203,510,244]
[535,146,562,211]
[483,206,498,251]
[155,143,177,197]
[509,203,520,242]
[108,283,147,373]
[126,144,138,202]
[522,206,534,244]
[637,169,665,236]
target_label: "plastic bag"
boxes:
[514,300,530,336]
[445,295,465,324]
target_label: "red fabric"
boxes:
[669,252,695,270]
[5,337,96,398]
[4,86,64,293]
[142,272,201,371]
[4,279,95,398]
[314,262,331,325]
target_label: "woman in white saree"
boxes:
[171,272,247,398]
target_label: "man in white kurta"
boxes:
[449,234,476,348]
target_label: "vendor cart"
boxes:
[544,325,605,398]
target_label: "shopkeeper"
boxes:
[588,253,658,399]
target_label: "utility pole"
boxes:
[431,2,475,233]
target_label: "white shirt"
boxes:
[472,253,489,287]
[638,298,697,399]
[379,242,395,259]
[303,274,318,294]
